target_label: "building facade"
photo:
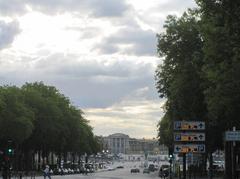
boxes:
[104,133,130,154]
[102,133,168,155]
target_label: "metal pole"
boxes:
[232,127,236,179]
[183,153,186,179]
[170,161,172,179]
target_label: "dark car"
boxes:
[131,168,140,173]
[116,165,124,169]
[148,164,155,172]
[159,165,170,178]
[143,168,150,174]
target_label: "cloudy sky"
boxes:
[0,0,197,138]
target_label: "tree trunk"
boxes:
[225,141,232,179]
[37,150,41,171]
[209,152,213,179]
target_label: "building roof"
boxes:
[108,133,129,138]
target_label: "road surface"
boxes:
[32,161,160,179]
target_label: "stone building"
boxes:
[104,133,130,154]
[102,133,168,155]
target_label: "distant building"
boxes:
[128,138,167,155]
[102,133,168,155]
[104,133,130,154]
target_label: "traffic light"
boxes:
[169,154,173,164]
[7,148,13,155]
[6,140,14,156]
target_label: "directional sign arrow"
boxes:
[176,146,181,151]
[199,123,203,129]
[175,134,181,141]
[197,145,205,152]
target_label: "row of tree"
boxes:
[155,0,240,175]
[0,82,101,170]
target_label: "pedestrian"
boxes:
[43,165,51,179]
[159,167,163,178]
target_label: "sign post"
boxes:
[173,121,205,179]
[225,127,239,179]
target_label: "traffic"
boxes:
[40,160,171,179]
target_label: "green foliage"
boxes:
[198,0,240,130]
[156,0,240,153]
[0,82,99,156]
[157,112,173,148]
[155,10,207,147]
[0,86,34,144]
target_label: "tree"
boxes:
[155,10,207,145]
[196,1,240,177]
[0,86,34,144]
[157,111,173,148]
[196,0,240,137]
[0,82,100,171]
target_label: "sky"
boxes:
[0,0,197,138]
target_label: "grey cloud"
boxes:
[0,0,27,16]
[80,27,102,39]
[0,0,130,17]
[34,53,153,80]
[27,0,89,15]
[89,0,130,17]
[0,53,157,108]
[95,27,157,56]
[65,26,102,39]
[29,0,130,17]
[0,20,21,50]
[157,0,197,13]
[97,43,119,54]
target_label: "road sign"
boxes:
[174,144,205,153]
[174,133,205,142]
[174,121,205,130]
[225,131,240,141]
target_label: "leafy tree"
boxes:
[0,81,101,170]
[0,86,34,144]
[21,82,65,155]
[157,111,173,148]
[196,1,240,177]
[21,82,100,160]
[155,10,207,146]
[196,0,240,136]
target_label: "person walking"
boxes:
[43,165,51,179]
[159,167,163,178]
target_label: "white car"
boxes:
[107,166,115,171]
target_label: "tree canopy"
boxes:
[0,82,100,156]
[155,10,207,148]
[156,0,240,154]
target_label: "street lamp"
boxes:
[169,154,173,179]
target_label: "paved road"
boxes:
[43,169,158,179]
[31,161,160,179]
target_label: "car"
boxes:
[143,168,150,174]
[160,164,170,170]
[73,168,80,174]
[159,165,170,178]
[53,168,61,175]
[116,165,124,169]
[148,164,155,172]
[85,163,95,173]
[79,167,89,174]
[131,168,140,173]
[108,166,115,171]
